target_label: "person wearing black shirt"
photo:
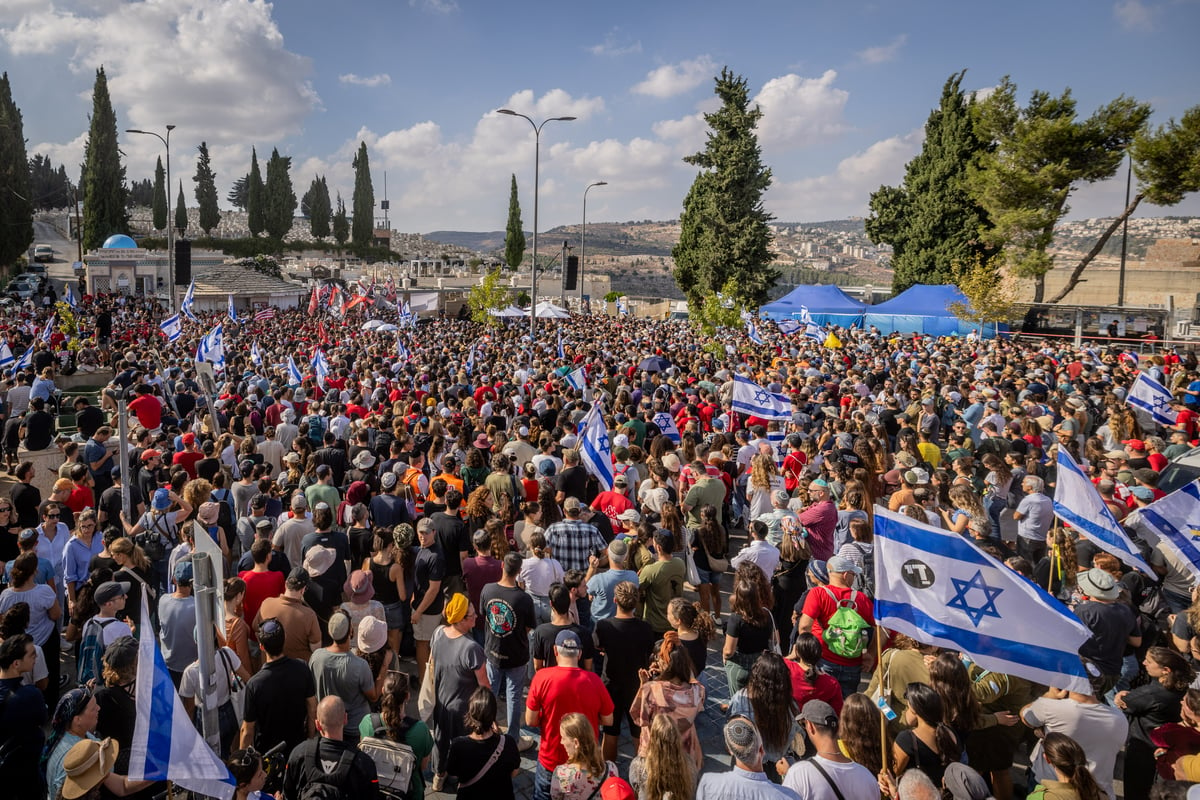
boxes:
[428,492,469,582]
[530,583,595,670]
[554,451,589,504]
[313,432,348,488]
[241,618,317,757]
[0,634,48,800]
[479,552,537,746]
[594,580,655,763]
[20,398,54,451]
[10,462,41,529]
[73,397,105,441]
[282,695,378,800]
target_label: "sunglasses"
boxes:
[46,514,60,519]
[237,747,262,767]
[0,507,11,512]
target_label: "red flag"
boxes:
[307,285,318,316]
[344,293,368,312]
[318,321,331,345]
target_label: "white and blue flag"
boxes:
[128,593,235,799]
[1134,479,1200,584]
[180,278,198,322]
[227,294,239,324]
[565,366,588,393]
[616,298,629,316]
[465,346,477,376]
[159,314,182,343]
[578,403,615,491]
[63,283,78,309]
[1127,372,1176,427]
[396,337,410,362]
[400,301,415,328]
[311,348,329,390]
[557,330,566,360]
[653,411,681,444]
[799,305,826,341]
[250,341,263,367]
[196,323,224,370]
[287,355,304,386]
[40,316,55,343]
[10,346,32,374]
[731,374,793,421]
[767,428,787,466]
[873,508,1093,694]
[1054,448,1152,575]
[0,341,13,370]
[746,319,765,345]
[777,319,801,336]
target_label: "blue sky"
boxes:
[2,0,1197,234]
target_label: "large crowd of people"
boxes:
[1,285,1199,800]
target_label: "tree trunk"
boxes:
[1032,273,1045,304]
[1046,193,1144,305]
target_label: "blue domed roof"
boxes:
[102,234,138,249]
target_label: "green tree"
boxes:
[0,72,33,268]
[466,268,511,327]
[865,71,994,293]
[80,67,128,252]
[947,254,1019,333]
[193,141,221,234]
[263,148,295,240]
[672,68,776,324]
[332,193,349,246]
[247,147,265,237]
[504,174,525,269]
[351,141,374,247]
[227,174,248,211]
[1047,105,1200,303]
[151,156,167,231]
[128,178,153,207]
[29,155,75,211]
[174,180,187,236]
[968,77,1151,302]
[307,175,331,240]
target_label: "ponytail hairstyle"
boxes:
[529,530,549,559]
[668,597,715,642]
[1041,733,1104,800]
[903,682,961,766]
[789,632,824,684]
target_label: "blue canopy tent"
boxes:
[862,284,1007,338]
[758,284,866,328]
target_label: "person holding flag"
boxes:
[227,294,240,324]
[160,314,182,343]
[180,278,199,322]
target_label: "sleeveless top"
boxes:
[369,558,401,605]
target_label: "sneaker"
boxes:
[518,736,536,752]
[431,774,446,792]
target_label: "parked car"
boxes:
[1158,446,1200,495]
[6,279,37,301]
[33,244,53,262]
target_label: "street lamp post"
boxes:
[496,109,575,338]
[580,181,607,307]
[126,125,176,311]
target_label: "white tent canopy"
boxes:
[529,301,570,319]
[488,305,526,317]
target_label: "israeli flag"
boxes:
[557,330,566,360]
[250,341,263,367]
[777,319,801,336]
[180,278,198,322]
[40,316,55,342]
[1127,372,1176,427]
[653,411,681,444]
[465,346,476,376]
[873,509,1093,694]
[565,366,587,392]
[400,301,415,328]
[196,323,224,370]
[578,403,615,491]
[287,355,304,386]
[311,348,329,390]
[767,428,787,466]
[739,308,753,323]
[63,283,78,309]
[1054,448,1152,575]
[227,294,239,324]
[731,374,793,421]
[799,305,826,341]
[1134,479,1200,584]
[746,319,765,345]
[10,346,32,374]
[0,341,13,369]
[397,338,410,362]
[616,298,629,316]
[127,593,236,799]
[159,314,182,343]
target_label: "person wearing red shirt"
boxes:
[127,385,163,431]
[473,381,497,408]
[525,629,614,800]
[796,555,875,698]
[1171,399,1199,441]
[239,539,286,633]
[173,432,204,480]
[65,465,94,513]
[781,436,808,493]
[590,474,635,530]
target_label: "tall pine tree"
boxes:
[673,68,776,320]
[865,71,994,293]
[174,180,188,236]
[193,141,221,234]
[307,175,331,239]
[0,72,33,269]
[263,148,295,240]
[504,174,525,270]
[227,174,248,211]
[247,147,265,237]
[351,141,374,247]
[332,193,349,246]
[81,67,128,252]
[152,156,167,231]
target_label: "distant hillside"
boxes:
[423,231,511,253]
[777,219,867,235]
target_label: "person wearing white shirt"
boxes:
[729,521,780,583]
[783,700,878,800]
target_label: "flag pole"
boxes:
[876,625,888,774]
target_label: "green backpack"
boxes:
[821,587,870,660]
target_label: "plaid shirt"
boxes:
[544,518,606,572]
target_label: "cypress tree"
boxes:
[80,67,128,252]
[174,180,188,236]
[311,176,332,240]
[152,156,167,231]
[247,147,265,237]
[504,174,525,270]
[0,72,33,269]
[865,71,994,293]
[332,193,349,246]
[672,68,776,318]
[227,174,248,211]
[263,148,295,241]
[193,141,221,234]
[351,141,375,247]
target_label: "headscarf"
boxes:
[444,592,468,625]
[42,687,92,771]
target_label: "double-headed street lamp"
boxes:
[580,181,607,306]
[496,109,575,338]
[126,124,176,311]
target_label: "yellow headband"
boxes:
[444,593,469,625]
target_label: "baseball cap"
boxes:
[94,581,130,606]
[613,473,628,486]
[1130,485,1154,501]
[563,497,582,513]
[617,508,640,523]
[140,449,162,461]
[173,559,194,583]
[181,432,195,445]
[827,555,862,575]
[800,699,840,728]
[285,566,310,589]
[555,629,582,651]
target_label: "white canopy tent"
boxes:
[529,302,570,319]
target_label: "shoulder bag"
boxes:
[457,734,506,789]
[417,628,440,724]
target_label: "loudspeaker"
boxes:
[563,255,579,291]
[174,239,191,286]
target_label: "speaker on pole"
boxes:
[174,239,191,285]
[563,255,579,291]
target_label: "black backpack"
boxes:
[852,543,875,597]
[299,748,354,800]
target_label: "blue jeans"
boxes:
[820,659,862,698]
[533,761,552,800]
[488,661,528,740]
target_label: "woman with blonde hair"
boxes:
[939,485,990,539]
[550,712,617,799]
[746,454,785,520]
[631,635,706,771]
[109,538,156,630]
[1033,526,1078,600]
[627,713,696,800]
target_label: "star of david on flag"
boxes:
[159,314,182,343]
[1134,479,1200,584]
[746,320,765,345]
[653,411,681,444]
[1126,372,1176,427]
[776,319,801,336]
[287,355,304,386]
[873,508,1093,694]
[196,323,224,370]
[0,341,14,370]
[10,346,32,374]
[731,374,793,420]
[578,402,615,491]
[250,341,263,367]
[180,278,198,322]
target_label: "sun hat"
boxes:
[444,593,469,625]
[197,502,220,525]
[473,433,490,449]
[303,545,337,578]
[344,570,375,604]
[661,453,681,473]
[1077,567,1120,601]
[62,737,119,799]
[353,450,376,469]
[617,508,641,523]
[152,488,171,511]
[357,616,388,654]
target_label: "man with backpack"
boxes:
[795,555,875,698]
[77,581,132,685]
[281,695,379,800]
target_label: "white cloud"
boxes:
[753,71,851,150]
[496,88,606,122]
[339,73,391,88]
[768,129,924,221]
[588,29,642,57]
[1114,0,1155,30]
[409,0,458,13]
[857,34,908,65]
[631,56,717,99]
